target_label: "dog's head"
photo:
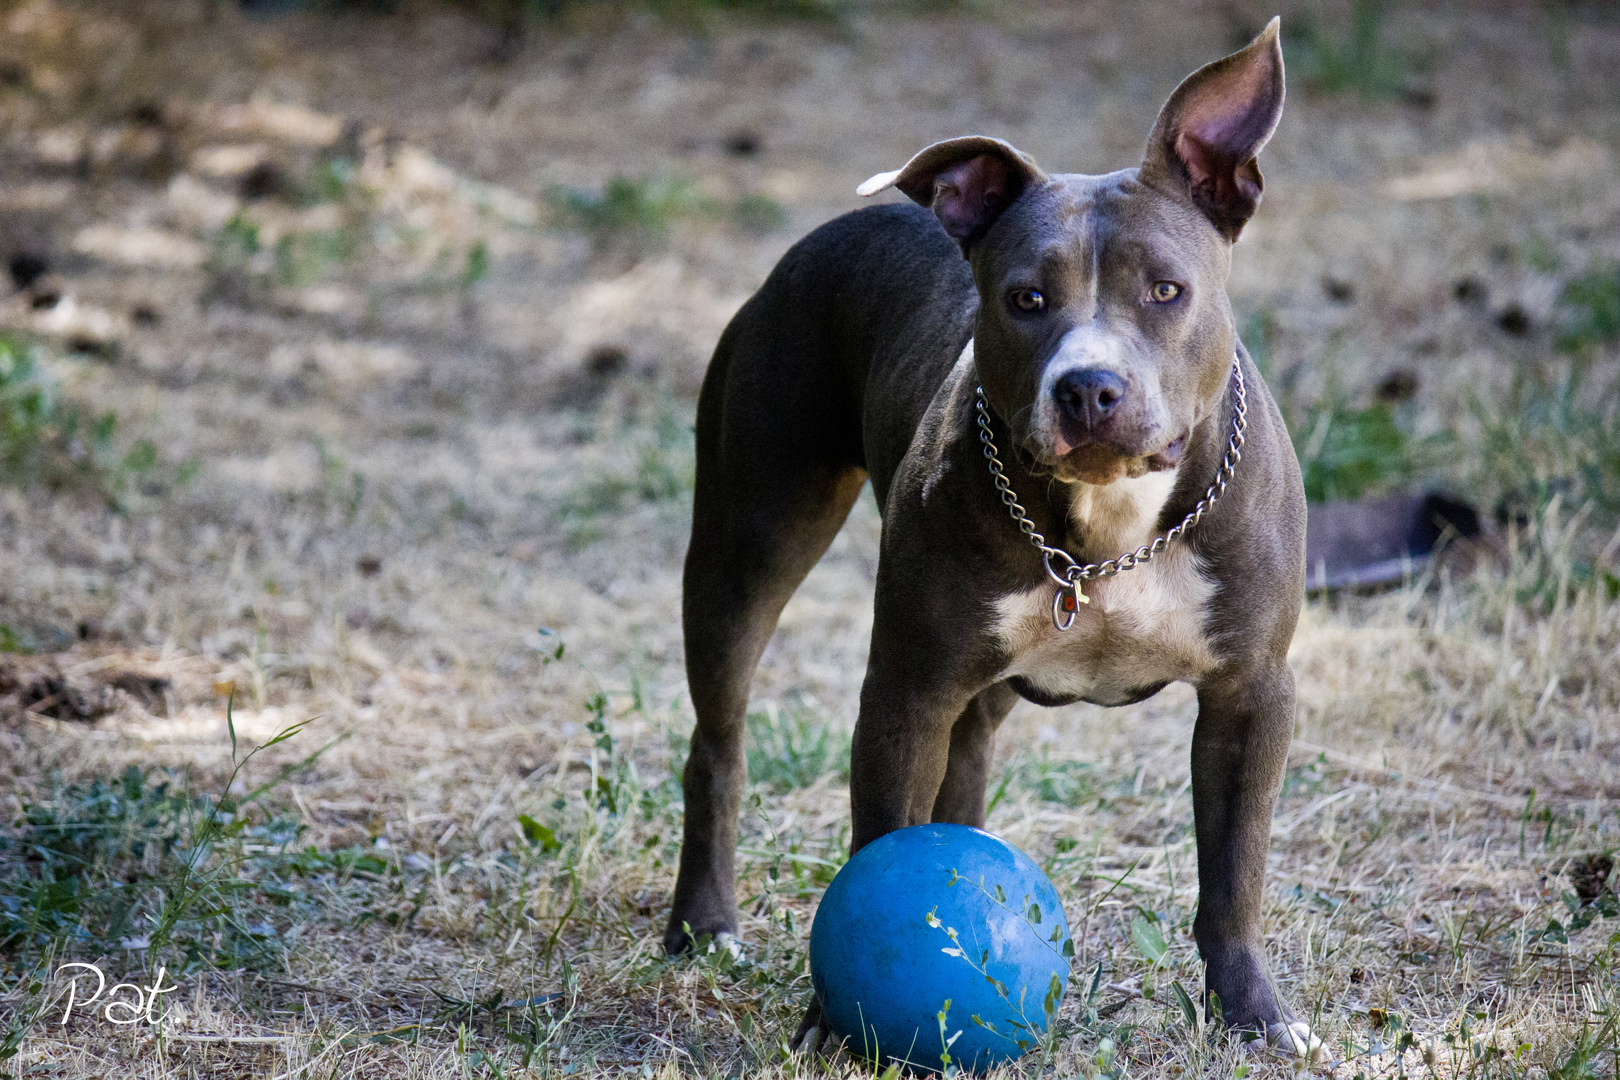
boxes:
[859,20,1284,485]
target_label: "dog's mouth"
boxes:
[1034,431,1188,485]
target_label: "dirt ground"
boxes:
[3,1,1620,1077]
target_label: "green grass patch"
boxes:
[549,176,787,251]
[1242,308,1453,504]
[745,699,850,793]
[208,156,378,297]
[304,155,362,207]
[731,192,789,235]
[549,176,704,250]
[1293,399,1448,504]
[275,228,358,288]
[557,398,695,547]
[1468,360,1620,528]
[989,750,1097,815]
[1556,260,1620,354]
[0,625,27,655]
[2,768,289,971]
[0,717,340,974]
[1247,284,1619,517]
[0,335,167,503]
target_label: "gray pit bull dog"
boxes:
[665,18,1316,1058]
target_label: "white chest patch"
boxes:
[990,469,1219,705]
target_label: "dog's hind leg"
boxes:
[929,681,1020,827]
[665,322,866,956]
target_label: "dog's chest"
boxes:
[988,471,1219,706]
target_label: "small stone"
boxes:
[1497,304,1531,335]
[1321,276,1355,303]
[585,343,628,377]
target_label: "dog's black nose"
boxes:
[1053,368,1126,430]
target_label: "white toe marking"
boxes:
[1265,1021,1322,1060]
[793,1025,826,1056]
[710,932,744,963]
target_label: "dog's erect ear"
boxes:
[1141,17,1285,240]
[857,136,1047,251]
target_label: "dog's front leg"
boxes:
[848,681,976,849]
[792,626,981,1054]
[1191,661,1317,1057]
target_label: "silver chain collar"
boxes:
[974,355,1248,631]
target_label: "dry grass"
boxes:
[2,1,1620,1077]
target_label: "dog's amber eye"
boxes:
[1010,289,1045,313]
[1148,281,1182,303]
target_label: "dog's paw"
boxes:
[789,1000,847,1060]
[662,920,744,959]
[790,1019,828,1056]
[712,932,745,963]
[1242,1021,1322,1062]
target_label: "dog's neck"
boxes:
[965,338,1181,564]
[1063,468,1181,562]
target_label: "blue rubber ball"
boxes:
[809,823,1072,1073]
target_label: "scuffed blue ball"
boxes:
[809,823,1072,1073]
